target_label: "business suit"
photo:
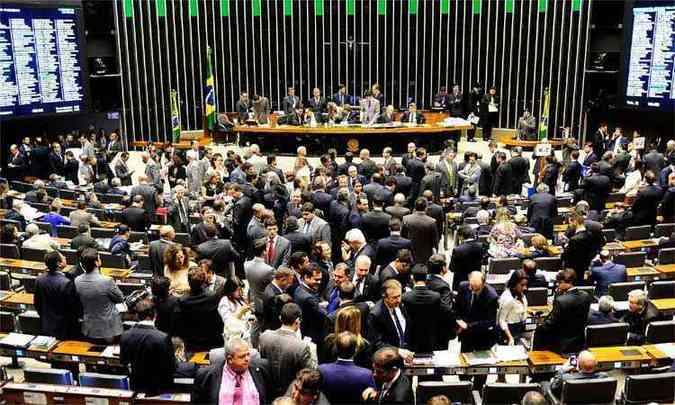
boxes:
[353,273,381,304]
[590,261,627,297]
[259,328,314,398]
[131,184,159,214]
[122,206,150,232]
[378,265,412,291]
[562,230,597,285]
[361,210,392,244]
[406,158,426,200]
[48,152,65,176]
[643,150,665,175]
[261,282,285,331]
[70,234,100,252]
[393,175,413,199]
[284,231,313,254]
[232,195,253,249]
[581,174,611,213]
[361,98,380,124]
[282,95,300,114]
[245,257,274,316]
[265,236,291,269]
[632,184,664,226]
[195,239,240,277]
[114,160,133,186]
[298,215,331,244]
[455,282,499,352]
[510,156,531,193]
[400,111,426,124]
[367,300,410,350]
[169,196,192,233]
[144,160,162,190]
[550,370,609,399]
[175,291,224,351]
[149,239,173,276]
[319,359,375,405]
[69,209,100,229]
[534,288,592,354]
[527,192,558,239]
[403,285,455,352]
[402,211,439,264]
[493,161,514,196]
[120,323,176,396]
[374,234,413,268]
[192,358,268,405]
[75,270,125,339]
[235,100,251,121]
[421,172,443,202]
[563,160,583,191]
[370,373,414,405]
[385,205,410,220]
[34,271,79,339]
[332,92,351,106]
[659,186,675,222]
[308,96,327,113]
[436,159,458,197]
[294,283,328,344]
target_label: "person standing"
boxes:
[480,86,499,141]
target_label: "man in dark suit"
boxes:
[361,195,392,245]
[319,332,375,405]
[195,224,240,278]
[563,150,583,192]
[582,143,599,167]
[427,254,456,341]
[120,299,176,396]
[492,152,514,196]
[114,152,133,186]
[562,212,598,285]
[149,225,175,276]
[534,269,592,354]
[34,251,79,340]
[235,91,251,121]
[282,87,300,114]
[550,350,609,399]
[406,149,427,201]
[308,87,326,114]
[283,216,313,255]
[399,102,425,124]
[591,123,609,158]
[175,268,224,351]
[402,197,439,264]
[361,347,414,404]
[622,289,662,345]
[192,338,268,404]
[263,219,291,268]
[659,172,675,223]
[332,83,351,106]
[580,163,611,213]
[122,195,150,232]
[378,249,413,290]
[261,267,294,332]
[352,256,381,304]
[393,166,413,199]
[632,170,663,226]
[455,271,499,388]
[374,218,413,268]
[477,153,494,197]
[424,190,445,239]
[48,143,65,176]
[509,147,530,193]
[168,185,192,234]
[449,226,484,290]
[328,282,371,335]
[294,265,329,344]
[367,279,414,362]
[590,250,627,297]
[402,265,454,353]
[527,183,558,239]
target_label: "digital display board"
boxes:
[622,4,675,110]
[0,3,86,117]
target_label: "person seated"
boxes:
[69,201,101,228]
[41,199,70,236]
[5,199,27,230]
[1,223,23,248]
[376,105,395,124]
[621,289,661,345]
[24,180,49,204]
[109,178,127,195]
[549,350,608,399]
[589,249,626,297]
[514,213,536,234]
[399,102,425,125]
[109,224,136,266]
[488,208,524,258]
[658,231,675,250]
[22,223,60,252]
[521,234,557,259]
[522,259,548,289]
[587,295,619,325]
[476,210,492,236]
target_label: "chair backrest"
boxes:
[488,257,522,275]
[10,181,32,193]
[99,252,127,269]
[56,225,78,239]
[607,192,625,203]
[0,311,16,333]
[464,217,478,225]
[61,248,78,265]
[655,223,675,238]
[482,383,541,405]
[61,206,77,217]
[21,247,47,262]
[624,225,652,241]
[117,283,145,296]
[534,256,562,272]
[87,208,108,221]
[560,377,617,405]
[658,247,675,265]
[18,312,41,335]
[613,252,646,268]
[33,221,53,235]
[645,320,675,344]
[624,372,675,405]
[99,194,125,204]
[24,368,74,385]
[44,187,59,198]
[0,271,11,290]
[58,189,78,200]
[175,232,191,247]
[608,281,645,301]
[416,381,474,405]
[30,202,50,213]
[556,197,573,208]
[585,322,629,347]
[0,244,21,259]
[601,228,616,242]
[525,287,548,306]
[576,286,596,298]
[0,218,21,230]
[648,280,675,299]
[16,274,37,293]
[78,372,130,390]
[129,231,148,244]
[91,227,116,239]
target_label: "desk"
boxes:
[0,292,34,311]
[51,340,122,367]
[2,382,134,405]
[622,239,659,250]
[588,346,654,370]
[404,356,530,377]
[651,298,675,315]
[656,264,675,278]
[136,393,191,404]
[604,242,627,252]
[0,258,132,280]
[626,266,662,281]
[528,351,566,373]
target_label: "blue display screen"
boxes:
[0,4,86,117]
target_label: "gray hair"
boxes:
[394,193,406,204]
[224,337,249,358]
[598,296,615,313]
[575,200,590,216]
[355,255,371,268]
[536,183,549,193]
[25,223,39,237]
[345,228,366,244]
[476,210,491,225]
[628,289,647,307]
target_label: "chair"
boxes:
[585,323,629,347]
[0,311,16,333]
[18,311,41,335]
[30,202,50,213]
[58,189,77,200]
[44,187,59,198]
[488,257,522,275]
[608,281,645,301]
[61,248,78,265]
[655,223,675,238]
[556,197,572,208]
[645,320,675,344]
[534,256,562,272]
[613,252,647,268]
[21,247,47,262]
[15,274,37,293]
[57,225,78,239]
[0,244,21,259]
[100,252,127,269]
[61,206,76,217]
[23,368,74,385]
[78,372,130,390]
[136,254,152,274]
[624,225,652,241]
[129,231,148,244]
[98,194,125,204]
[658,248,675,265]
[0,219,21,230]
[607,192,625,203]
[33,221,53,235]
[648,280,675,299]
[623,372,675,405]
[482,383,541,405]
[175,232,191,247]
[464,217,478,225]
[10,181,33,193]
[601,228,616,242]
[526,287,549,306]
[91,227,116,239]
[117,283,145,296]
[0,271,11,290]
[576,286,596,298]
[416,381,475,405]
[557,377,617,405]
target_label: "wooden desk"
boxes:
[2,382,134,405]
[0,258,132,280]
[626,266,662,281]
[651,298,675,315]
[235,122,472,137]
[528,351,566,373]
[604,242,627,252]
[0,292,34,311]
[588,346,653,370]
[655,263,675,278]
[136,393,191,404]
[51,340,122,367]
[527,305,552,316]
[404,355,530,377]
[622,239,659,250]
[190,351,209,366]
[643,344,674,362]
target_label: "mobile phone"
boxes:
[569,355,577,367]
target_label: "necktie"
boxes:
[266,238,275,264]
[355,277,363,295]
[179,200,187,224]
[392,308,405,346]
[232,374,243,405]
[303,221,310,234]
[470,293,476,311]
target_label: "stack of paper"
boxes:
[101,345,120,358]
[433,350,462,367]
[655,343,675,359]
[493,345,529,362]
[463,350,497,366]
[0,333,35,348]
[30,336,57,351]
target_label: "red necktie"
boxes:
[267,238,276,265]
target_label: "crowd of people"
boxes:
[1,125,674,404]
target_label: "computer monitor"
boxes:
[78,373,130,390]
[23,368,73,385]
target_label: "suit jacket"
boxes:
[393,175,413,198]
[114,160,133,186]
[493,162,514,196]
[149,239,173,276]
[632,184,663,226]
[235,100,251,121]
[69,209,100,228]
[259,328,314,397]
[550,370,609,398]
[361,210,392,244]
[510,156,531,192]
[34,271,79,339]
[175,291,224,351]
[562,230,597,284]
[319,359,375,405]
[64,159,79,184]
[74,270,125,338]
[659,186,675,222]
[353,273,381,304]
[262,282,286,331]
[581,174,611,212]
[436,159,458,197]
[402,211,438,264]
[196,239,240,277]
[527,192,558,239]
[385,205,410,220]
[400,111,426,124]
[169,196,192,233]
[406,159,426,199]
[643,151,665,175]
[265,236,291,269]
[308,96,327,113]
[374,372,414,405]
[378,265,412,291]
[375,234,413,268]
[367,300,410,350]
[192,358,268,405]
[403,285,455,352]
[621,300,661,344]
[478,161,493,196]
[245,257,274,315]
[294,284,328,343]
[284,231,313,255]
[563,161,583,191]
[120,324,176,396]
[130,184,159,214]
[534,288,592,354]
[282,95,300,114]
[48,152,65,175]
[454,282,498,350]
[298,216,331,244]
[122,206,150,232]
[590,261,627,297]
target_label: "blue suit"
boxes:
[590,261,627,297]
[319,359,375,405]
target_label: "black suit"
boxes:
[449,240,484,290]
[196,239,240,277]
[120,324,176,396]
[294,284,328,344]
[122,206,150,232]
[562,230,596,285]
[282,95,300,114]
[399,111,425,124]
[374,234,413,268]
[659,186,675,222]
[374,374,414,405]
[361,210,392,245]
[455,282,499,352]
[403,285,455,352]
[527,192,558,239]
[563,161,583,191]
[149,239,173,276]
[192,358,269,405]
[261,283,285,331]
[283,231,313,254]
[510,156,530,193]
[235,100,251,121]
[34,271,79,339]
[534,288,592,354]
[48,152,65,176]
[353,273,381,304]
[402,211,439,265]
[643,151,665,175]
[493,162,514,196]
[632,184,663,226]
[406,159,426,200]
[311,190,334,217]
[175,291,224,351]
[308,96,327,113]
[393,175,413,198]
[367,300,410,351]
[581,174,611,212]
[378,265,412,291]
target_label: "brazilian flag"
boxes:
[170,90,181,143]
[539,88,550,140]
[205,46,216,131]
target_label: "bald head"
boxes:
[468,271,485,292]
[577,350,597,373]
